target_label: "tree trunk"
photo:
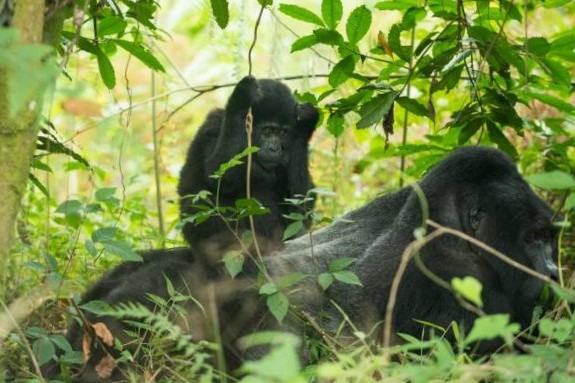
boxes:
[0,0,47,290]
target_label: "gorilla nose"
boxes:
[545,257,559,281]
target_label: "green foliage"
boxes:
[451,276,483,308]
[0,29,58,118]
[210,0,230,29]
[239,332,303,382]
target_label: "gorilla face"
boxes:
[250,81,318,170]
[470,177,559,316]
[253,121,292,167]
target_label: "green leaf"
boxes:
[525,171,575,190]
[55,199,82,215]
[267,292,289,323]
[102,240,141,261]
[465,314,519,345]
[85,239,97,257]
[210,0,229,29]
[346,5,372,45]
[328,257,356,272]
[329,55,355,87]
[278,272,308,289]
[33,337,56,366]
[451,276,483,307]
[214,146,258,177]
[396,97,430,118]
[318,273,335,290]
[291,34,318,52]
[0,30,58,118]
[278,4,324,27]
[522,91,575,114]
[259,283,278,295]
[113,39,165,72]
[235,198,269,218]
[550,285,575,303]
[95,187,118,203]
[92,227,118,242]
[539,318,573,344]
[357,91,399,128]
[223,250,244,278]
[388,24,411,62]
[333,270,362,286]
[313,28,344,46]
[96,50,116,89]
[538,58,571,86]
[327,113,345,137]
[283,221,304,240]
[376,0,422,10]
[322,0,343,30]
[525,37,550,57]
[80,300,112,315]
[98,15,128,36]
[238,332,301,379]
[486,122,518,160]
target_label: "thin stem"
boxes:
[151,68,165,246]
[248,4,266,75]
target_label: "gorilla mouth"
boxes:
[255,153,281,169]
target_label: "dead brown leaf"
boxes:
[92,322,115,346]
[95,354,118,379]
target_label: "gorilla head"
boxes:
[345,147,559,351]
[249,79,317,169]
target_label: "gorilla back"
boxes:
[178,76,319,262]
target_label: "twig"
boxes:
[244,108,266,271]
[248,4,266,76]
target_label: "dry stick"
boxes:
[244,108,266,271]
[427,220,556,284]
[382,228,447,354]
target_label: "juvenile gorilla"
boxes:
[178,76,319,263]
[42,147,559,381]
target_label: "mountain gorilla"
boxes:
[178,76,319,265]
[40,147,559,381]
[266,146,559,354]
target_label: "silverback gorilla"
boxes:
[178,76,319,264]
[42,147,559,381]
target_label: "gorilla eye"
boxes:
[262,127,272,135]
[469,207,483,231]
[524,228,553,244]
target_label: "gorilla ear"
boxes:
[297,103,320,136]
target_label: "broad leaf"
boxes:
[329,55,355,87]
[322,0,343,30]
[210,0,229,29]
[279,4,324,27]
[357,91,399,128]
[113,39,165,72]
[525,171,575,190]
[346,5,372,45]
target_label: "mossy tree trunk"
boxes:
[0,0,50,289]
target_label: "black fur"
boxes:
[42,147,559,381]
[267,146,559,354]
[177,76,319,262]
